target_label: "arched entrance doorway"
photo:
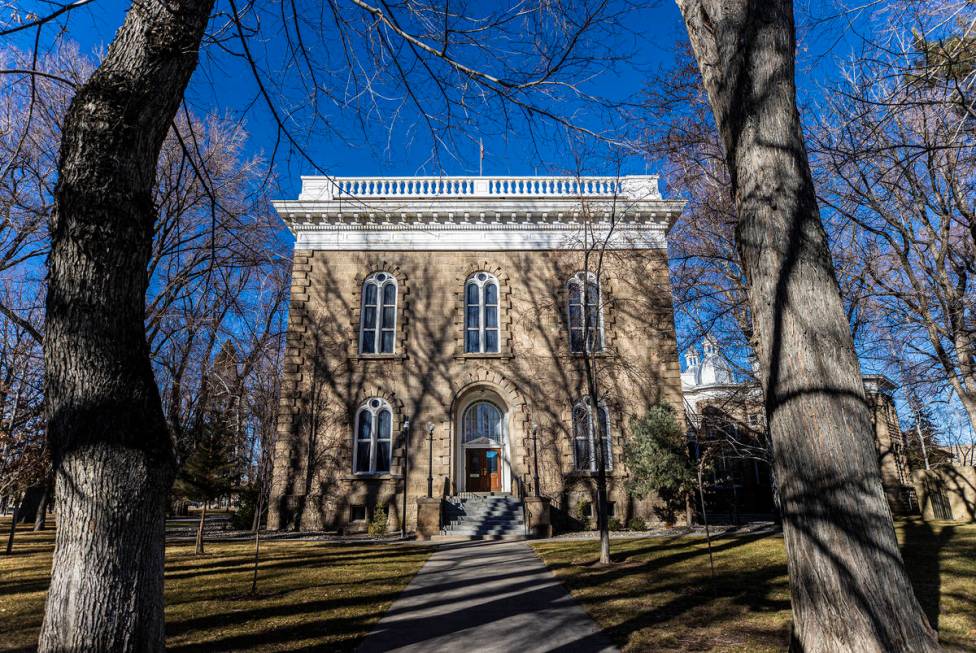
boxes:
[454,388,511,493]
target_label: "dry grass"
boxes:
[3,517,973,652]
[0,518,430,652]
[532,521,976,652]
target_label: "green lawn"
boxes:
[532,521,976,652]
[0,519,430,652]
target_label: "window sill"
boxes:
[568,351,613,359]
[456,352,511,360]
[353,353,406,361]
[346,473,402,481]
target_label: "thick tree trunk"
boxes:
[17,483,45,524]
[675,1,941,651]
[33,479,51,531]
[39,1,214,651]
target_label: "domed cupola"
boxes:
[697,335,734,386]
[681,347,701,388]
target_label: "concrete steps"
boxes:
[441,494,525,540]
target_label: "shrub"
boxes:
[608,517,623,531]
[623,404,696,524]
[367,506,388,537]
[574,499,592,528]
[231,486,259,530]
[627,517,647,531]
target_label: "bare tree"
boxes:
[0,46,88,344]
[0,43,290,564]
[38,3,216,649]
[675,1,940,651]
[0,1,647,647]
[576,185,617,567]
[643,44,754,363]
[148,111,286,463]
[812,0,976,435]
[0,283,45,554]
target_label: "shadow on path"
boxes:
[356,540,618,653]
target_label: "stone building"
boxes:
[681,339,917,516]
[267,175,686,534]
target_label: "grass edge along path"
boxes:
[0,519,431,652]
[532,521,976,653]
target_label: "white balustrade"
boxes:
[300,175,660,201]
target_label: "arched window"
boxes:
[360,272,397,354]
[462,401,504,445]
[354,398,393,474]
[567,272,603,353]
[572,398,612,472]
[464,272,500,353]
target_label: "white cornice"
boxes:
[289,221,669,251]
[274,175,685,251]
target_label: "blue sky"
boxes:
[12,0,701,199]
[7,0,876,200]
[17,0,956,426]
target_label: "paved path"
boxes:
[357,540,618,653]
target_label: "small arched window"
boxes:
[360,272,397,354]
[572,398,612,472]
[354,398,393,474]
[464,272,500,353]
[567,272,603,353]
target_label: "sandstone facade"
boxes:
[268,247,685,532]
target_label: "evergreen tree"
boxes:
[174,423,237,554]
[623,404,696,524]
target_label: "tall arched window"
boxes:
[360,272,397,354]
[567,272,603,353]
[354,398,393,474]
[572,398,612,472]
[464,272,500,353]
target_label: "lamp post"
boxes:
[531,421,541,497]
[426,422,435,498]
[400,418,410,539]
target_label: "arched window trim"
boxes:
[572,397,612,472]
[567,271,604,353]
[464,272,500,354]
[359,272,398,354]
[353,398,394,474]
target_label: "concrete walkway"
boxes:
[357,540,618,653]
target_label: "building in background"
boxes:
[681,339,918,518]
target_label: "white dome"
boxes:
[682,337,734,388]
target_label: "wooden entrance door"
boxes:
[465,449,502,492]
